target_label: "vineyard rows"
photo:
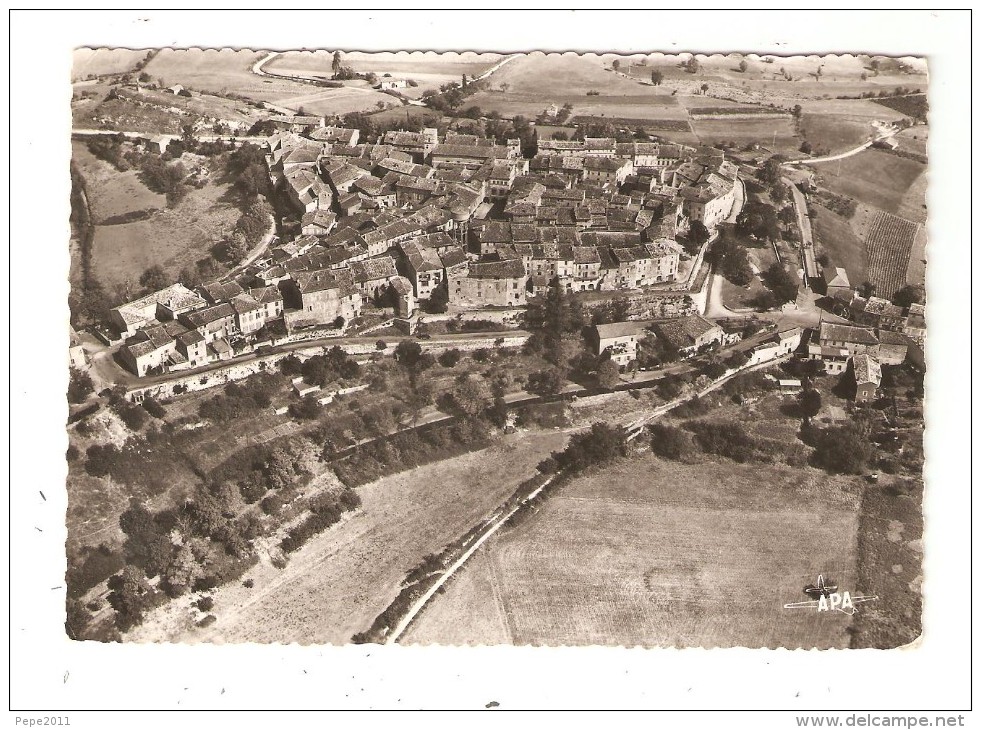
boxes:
[865,210,918,298]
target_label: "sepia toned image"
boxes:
[65,46,928,651]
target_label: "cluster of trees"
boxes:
[808,421,877,474]
[761,262,799,303]
[736,201,781,243]
[707,232,754,286]
[138,154,189,207]
[331,417,491,488]
[198,373,281,423]
[546,422,630,474]
[421,76,489,114]
[230,442,309,504]
[291,346,361,388]
[280,488,362,553]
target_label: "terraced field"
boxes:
[863,210,920,299]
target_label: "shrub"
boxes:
[438,348,462,368]
[683,420,756,463]
[195,596,214,612]
[260,493,284,515]
[68,368,94,404]
[649,423,695,460]
[142,396,166,419]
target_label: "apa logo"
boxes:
[783,575,878,616]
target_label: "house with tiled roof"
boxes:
[110,284,206,337]
[850,295,906,331]
[448,258,528,308]
[903,303,926,345]
[282,268,362,331]
[198,280,245,305]
[248,286,285,321]
[592,321,648,366]
[359,218,425,258]
[398,238,445,299]
[301,209,338,237]
[876,329,911,366]
[307,125,360,146]
[229,293,266,335]
[851,353,882,402]
[654,315,724,357]
[119,319,205,377]
[583,156,634,187]
[380,128,439,162]
[350,257,399,298]
[179,303,237,344]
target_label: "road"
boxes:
[97,329,532,389]
[785,176,819,285]
[782,124,900,166]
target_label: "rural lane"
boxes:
[781,124,900,166]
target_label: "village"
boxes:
[70,109,924,409]
[62,47,930,656]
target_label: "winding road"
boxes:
[781,124,900,166]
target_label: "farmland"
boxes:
[266,50,501,99]
[128,428,570,644]
[860,209,921,299]
[72,48,150,80]
[814,149,926,215]
[811,203,868,287]
[690,116,799,154]
[404,453,863,648]
[140,48,393,117]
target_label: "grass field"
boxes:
[404,453,863,648]
[72,140,241,289]
[720,246,777,310]
[811,203,868,286]
[140,48,392,116]
[267,51,501,99]
[690,116,799,154]
[813,149,926,216]
[127,428,570,644]
[893,126,928,157]
[72,48,150,80]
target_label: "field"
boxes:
[72,140,242,289]
[811,203,868,286]
[72,48,150,80]
[140,48,393,117]
[860,209,921,299]
[690,116,799,154]
[893,125,928,157]
[404,454,863,648]
[127,428,570,644]
[266,50,501,99]
[814,149,926,215]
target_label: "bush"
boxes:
[438,348,462,368]
[68,368,94,404]
[811,423,876,474]
[649,423,695,460]
[554,422,630,473]
[142,396,166,419]
[195,596,214,612]
[260,493,284,515]
[375,340,387,351]
[683,420,757,463]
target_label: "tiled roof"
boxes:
[350,257,398,283]
[820,322,879,346]
[468,259,526,279]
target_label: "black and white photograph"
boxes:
[8,8,973,719]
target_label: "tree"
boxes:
[394,340,428,377]
[859,281,876,299]
[375,340,387,351]
[438,348,462,368]
[428,282,449,313]
[738,59,748,73]
[892,284,923,308]
[447,375,492,418]
[736,201,780,242]
[812,423,876,474]
[700,83,709,94]
[762,262,799,303]
[798,388,822,422]
[107,565,152,630]
[612,60,621,71]
[555,422,630,473]
[688,220,710,247]
[595,360,621,390]
[138,265,168,294]
[526,368,564,397]
[650,69,664,86]
[68,367,94,404]
[684,55,701,74]
[649,423,694,460]
[332,51,342,77]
